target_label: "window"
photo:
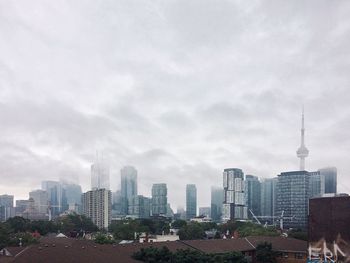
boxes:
[295,253,304,259]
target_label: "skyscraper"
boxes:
[82,188,111,229]
[198,207,211,218]
[128,195,151,219]
[120,166,138,215]
[41,181,68,216]
[296,108,309,170]
[309,171,325,198]
[211,186,224,222]
[0,194,14,221]
[222,168,247,221]
[91,155,110,190]
[318,167,337,194]
[245,175,261,218]
[276,171,310,229]
[29,190,48,214]
[151,183,167,216]
[186,184,197,220]
[63,183,83,206]
[260,178,277,224]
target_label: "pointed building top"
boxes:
[296,106,309,170]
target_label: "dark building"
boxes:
[245,175,261,218]
[276,171,310,230]
[318,167,337,194]
[308,195,350,262]
[260,178,277,224]
[186,184,197,220]
[210,186,223,222]
[309,195,350,243]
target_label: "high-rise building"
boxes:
[260,178,277,224]
[296,108,309,171]
[112,190,124,216]
[166,203,174,219]
[63,183,82,206]
[186,184,197,220]
[309,195,350,248]
[211,186,223,222]
[276,171,310,229]
[318,167,337,194]
[41,181,68,216]
[82,188,111,229]
[0,194,14,221]
[15,199,30,216]
[151,184,167,216]
[198,207,211,218]
[175,206,186,220]
[91,155,110,190]
[29,190,48,214]
[309,171,325,198]
[245,175,261,218]
[120,166,138,215]
[128,195,151,219]
[222,168,247,221]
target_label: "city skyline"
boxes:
[1,1,350,211]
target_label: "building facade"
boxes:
[308,195,350,262]
[41,181,68,216]
[276,171,310,230]
[318,167,337,194]
[198,207,211,218]
[120,166,138,215]
[308,171,325,198]
[260,178,277,224]
[29,190,48,214]
[91,158,110,190]
[63,183,82,207]
[82,188,111,229]
[151,184,167,216]
[245,175,261,218]
[128,195,151,219]
[211,186,224,222]
[186,184,197,220]
[222,168,247,221]
[0,194,14,221]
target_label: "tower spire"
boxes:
[296,106,309,170]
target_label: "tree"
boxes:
[6,217,30,233]
[171,219,187,229]
[0,223,12,249]
[94,233,114,244]
[256,242,278,263]
[178,222,205,240]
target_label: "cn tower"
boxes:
[296,107,309,170]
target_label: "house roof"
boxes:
[2,235,307,263]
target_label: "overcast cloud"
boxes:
[0,0,350,209]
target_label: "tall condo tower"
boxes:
[91,152,110,190]
[296,107,309,170]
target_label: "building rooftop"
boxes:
[1,235,307,263]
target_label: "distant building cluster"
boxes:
[0,111,344,231]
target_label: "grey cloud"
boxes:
[0,0,350,206]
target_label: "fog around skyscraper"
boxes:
[0,1,350,210]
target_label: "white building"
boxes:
[222,168,247,221]
[29,190,49,214]
[91,156,110,190]
[82,188,111,229]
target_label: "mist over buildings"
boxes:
[0,0,350,209]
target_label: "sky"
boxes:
[0,0,350,210]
